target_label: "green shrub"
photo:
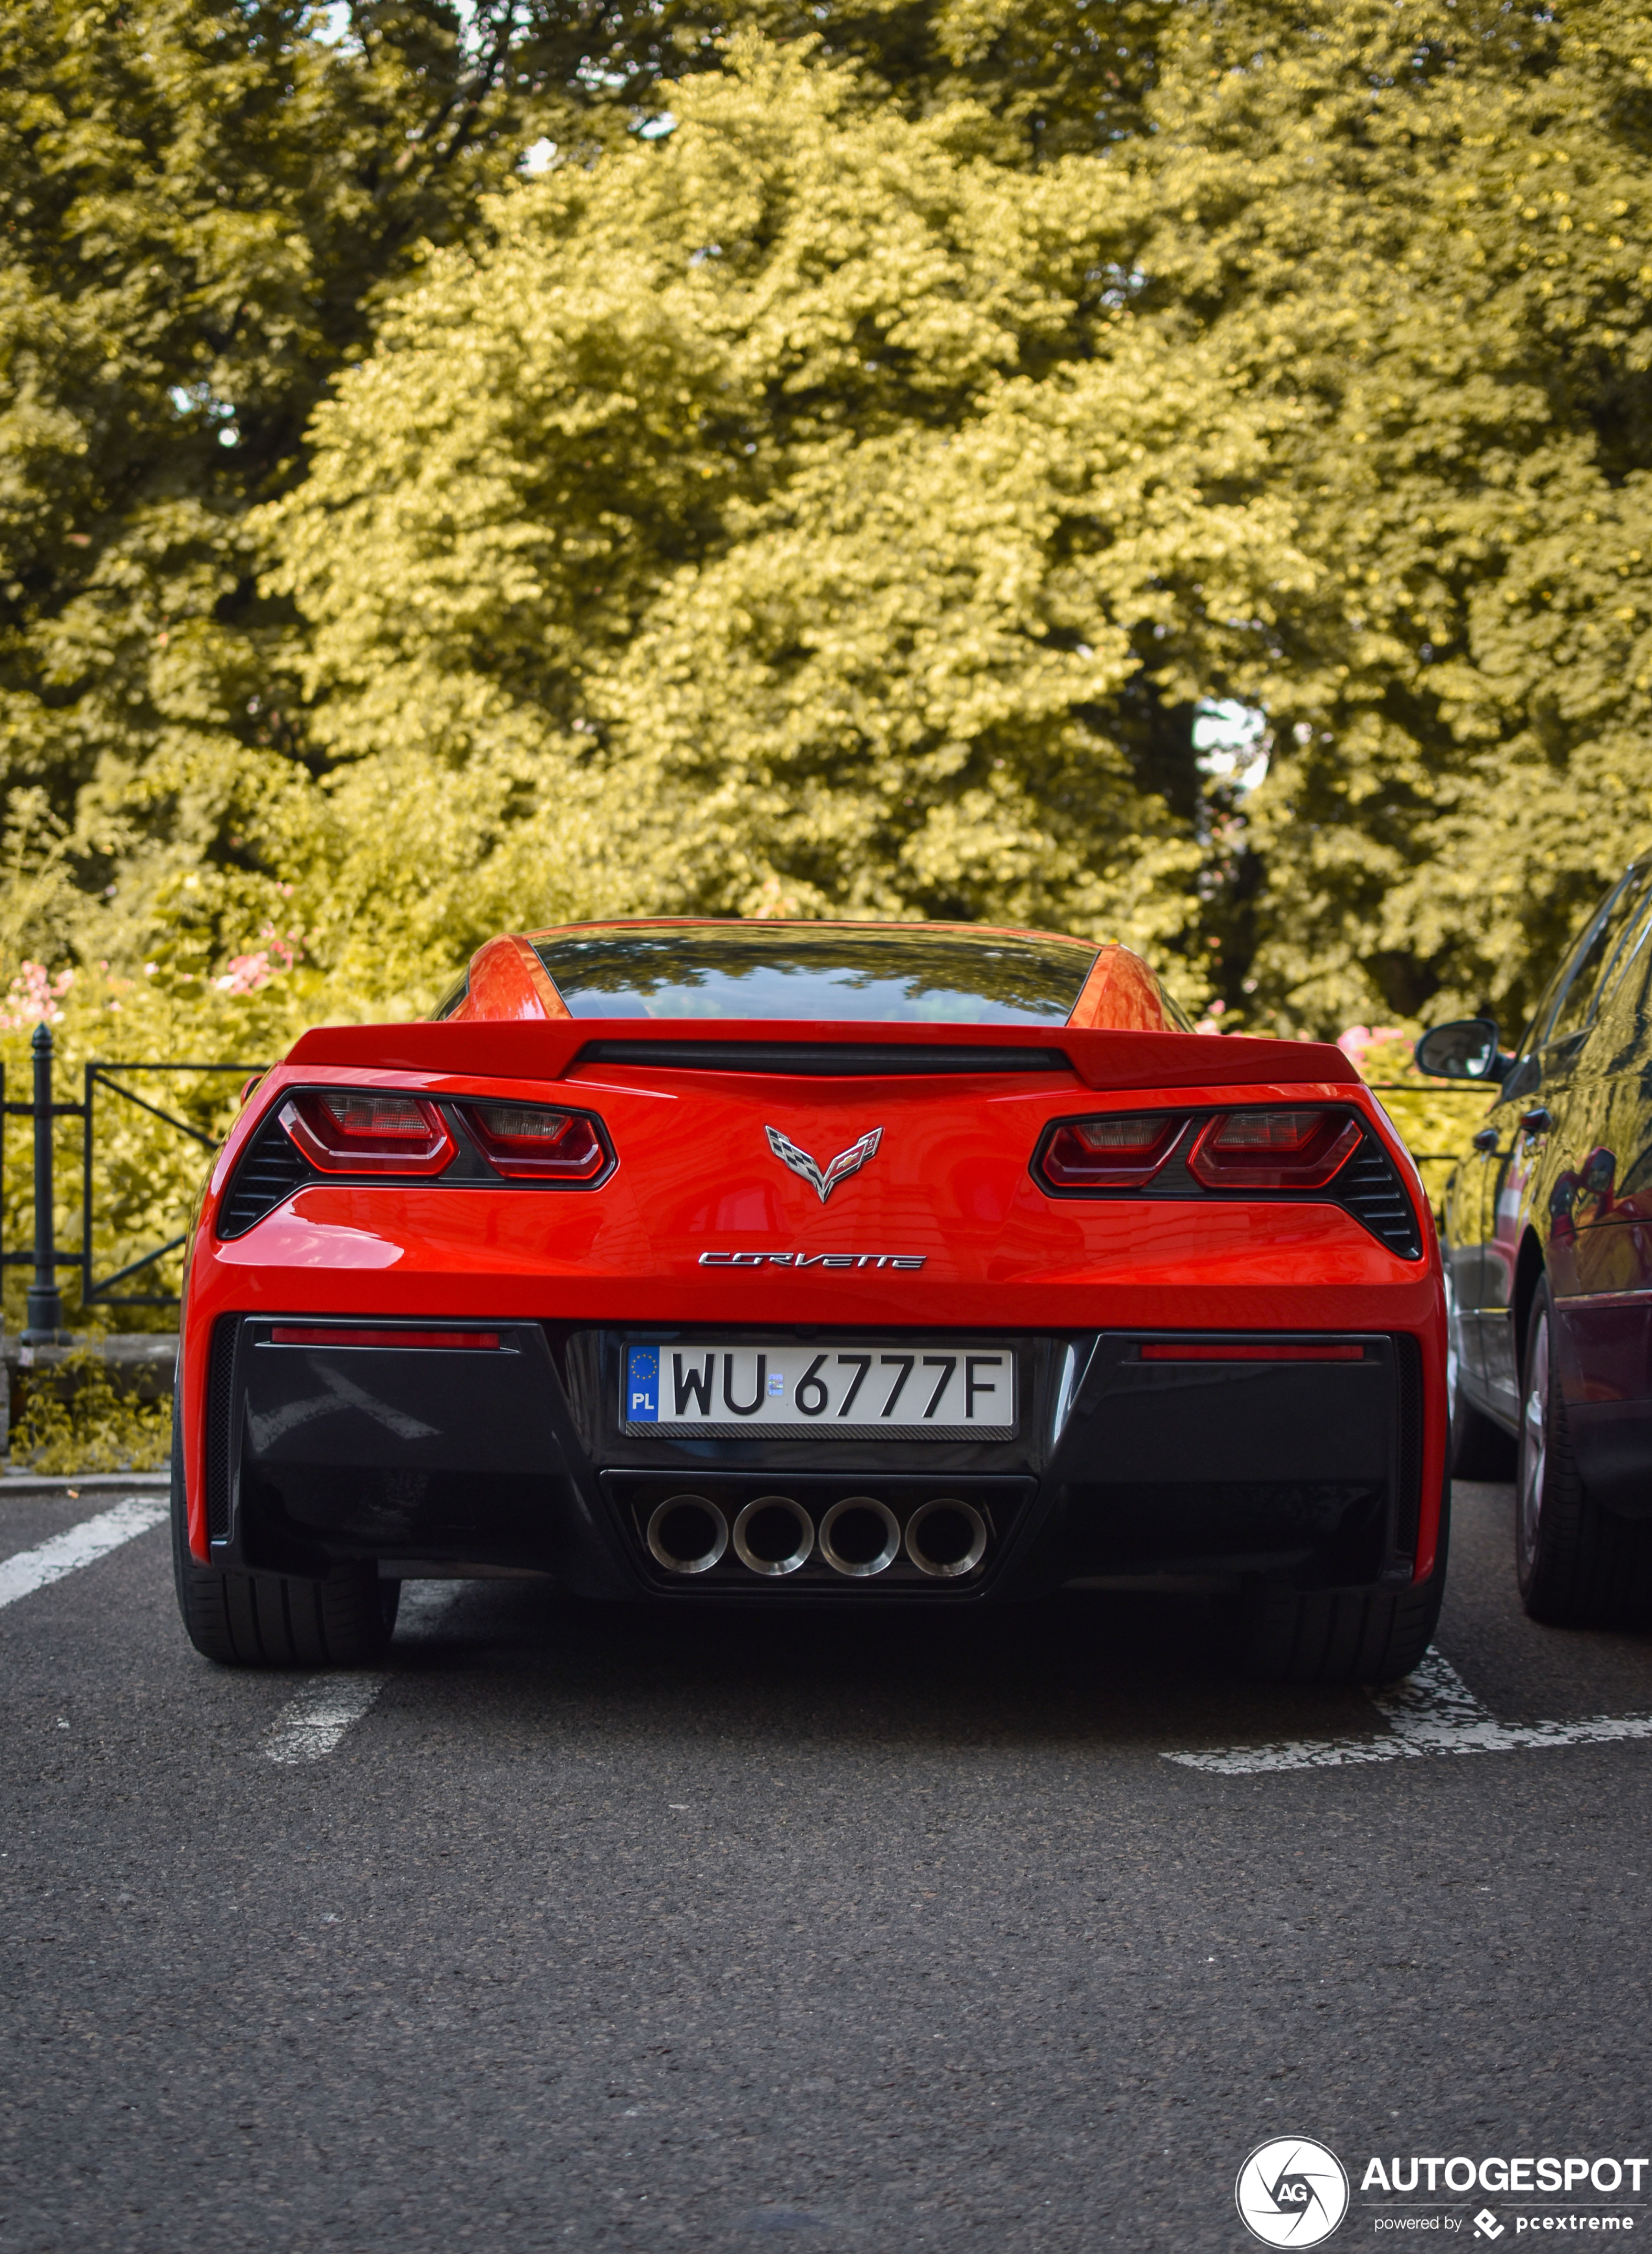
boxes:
[12,1350,172,1475]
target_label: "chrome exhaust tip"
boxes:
[818,1496,901,1577]
[646,1494,728,1576]
[905,1497,987,1579]
[732,1495,814,1576]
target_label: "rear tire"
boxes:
[1450,1389,1517,1481]
[170,1424,397,1667]
[1517,1280,1652,1626]
[1231,1486,1450,1685]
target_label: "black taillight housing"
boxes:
[280,1092,456,1175]
[218,1087,616,1237]
[1186,1108,1361,1190]
[271,1090,612,1185]
[1032,1103,1417,1257]
[1040,1112,1186,1188]
[459,1101,609,1181]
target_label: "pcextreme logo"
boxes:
[1236,2138,1351,2247]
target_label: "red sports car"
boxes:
[171,920,1446,1682]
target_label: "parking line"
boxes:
[264,1674,390,1765]
[261,1582,464,1766]
[0,1497,168,1611]
[1166,1648,1652,1774]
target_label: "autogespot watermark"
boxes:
[1237,2143,1647,2243]
[1236,2140,1352,2247]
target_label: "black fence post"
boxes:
[23,1023,68,1343]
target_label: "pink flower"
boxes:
[215,952,273,994]
[1337,1025,1409,1067]
[0,961,75,1030]
[214,924,304,994]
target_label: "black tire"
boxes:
[1517,1279,1652,1626]
[170,1423,398,1667]
[1446,1267,1517,1479]
[1449,1381,1517,1481]
[1230,1484,1450,1684]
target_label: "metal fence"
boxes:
[1,1025,263,1341]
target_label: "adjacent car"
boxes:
[1419,862,1652,1622]
[172,920,1446,1682]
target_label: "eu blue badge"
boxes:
[626,1344,660,1422]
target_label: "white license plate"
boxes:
[623,1342,1017,1436]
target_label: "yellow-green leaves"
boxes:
[1139,0,1652,1030]
[270,42,1306,973]
[12,0,1652,1090]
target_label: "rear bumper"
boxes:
[197,1319,1436,1599]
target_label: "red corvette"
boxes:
[171,920,1447,1682]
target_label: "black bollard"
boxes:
[23,1023,68,1343]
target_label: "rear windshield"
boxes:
[531,924,1101,1025]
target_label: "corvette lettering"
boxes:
[698,1251,926,1268]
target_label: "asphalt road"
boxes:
[3,1478,1651,2254]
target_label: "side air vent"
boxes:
[217,1118,315,1239]
[576,1041,1071,1077]
[1338,1138,1423,1261]
[206,1317,238,1543]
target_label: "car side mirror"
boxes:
[1414,1017,1509,1082]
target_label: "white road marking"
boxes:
[261,1581,464,1767]
[0,1497,167,1611]
[263,1673,391,1765]
[1167,1648,1652,1774]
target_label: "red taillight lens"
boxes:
[279,1092,456,1175]
[1186,1108,1361,1190]
[1141,1342,1365,1362]
[1041,1112,1184,1188]
[460,1101,607,1181]
[270,1328,499,1350]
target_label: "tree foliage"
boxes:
[268,40,1307,999]
[0,0,640,981]
[5,0,1652,1277]
[1134,0,1652,1033]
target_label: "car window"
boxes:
[531,923,1108,1025]
[1525,868,1651,1054]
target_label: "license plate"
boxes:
[622,1342,1017,1437]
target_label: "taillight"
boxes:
[1186,1108,1361,1190]
[1039,1112,1184,1188]
[1141,1342,1364,1362]
[270,1328,499,1349]
[460,1101,608,1181]
[278,1092,456,1175]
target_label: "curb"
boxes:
[0,1471,170,1495]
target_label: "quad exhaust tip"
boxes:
[732,1494,814,1576]
[904,1497,988,1579]
[646,1494,728,1575]
[647,1492,989,1579]
[818,1496,901,1577]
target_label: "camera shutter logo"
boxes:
[1234,2138,1350,2247]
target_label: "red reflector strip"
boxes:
[1140,1343,1365,1362]
[269,1328,500,1350]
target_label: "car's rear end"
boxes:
[173,922,1446,1681]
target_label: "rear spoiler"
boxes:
[284,1018,1360,1093]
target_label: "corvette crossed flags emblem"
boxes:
[764,1124,883,1203]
